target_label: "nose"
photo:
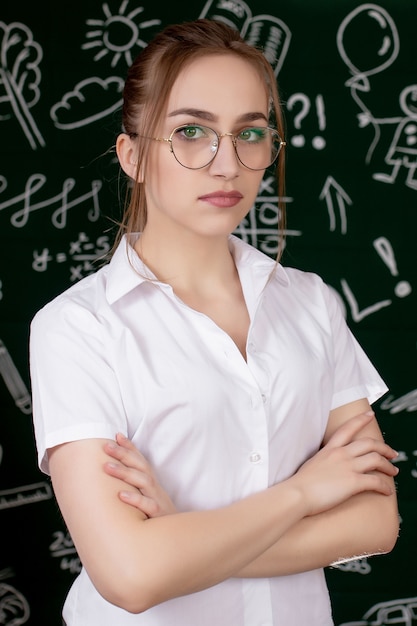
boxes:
[208,133,240,179]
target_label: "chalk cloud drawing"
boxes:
[337,4,400,164]
[50,2,161,131]
[82,1,161,67]
[50,76,124,130]
[0,21,45,150]
[199,0,291,76]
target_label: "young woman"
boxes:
[29,19,399,626]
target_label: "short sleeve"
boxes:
[322,281,388,409]
[30,298,127,475]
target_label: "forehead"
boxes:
[166,53,269,122]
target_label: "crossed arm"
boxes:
[48,398,399,614]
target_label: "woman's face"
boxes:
[142,53,270,240]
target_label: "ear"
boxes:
[116,133,143,182]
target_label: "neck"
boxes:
[135,227,238,296]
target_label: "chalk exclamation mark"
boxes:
[373,236,412,298]
[312,94,326,150]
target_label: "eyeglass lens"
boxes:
[170,125,282,170]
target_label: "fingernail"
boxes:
[365,411,374,416]
[120,491,133,499]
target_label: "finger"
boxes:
[115,432,138,452]
[355,452,400,477]
[348,437,398,460]
[354,472,396,497]
[326,412,375,449]
[104,461,152,491]
[104,440,149,472]
[119,490,165,518]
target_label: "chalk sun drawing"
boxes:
[82,1,161,68]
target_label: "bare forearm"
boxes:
[237,490,399,578]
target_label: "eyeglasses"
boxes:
[134,124,285,171]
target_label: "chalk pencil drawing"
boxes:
[0,340,31,415]
[0,21,45,150]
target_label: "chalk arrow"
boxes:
[319,176,353,234]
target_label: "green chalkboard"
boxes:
[0,0,416,624]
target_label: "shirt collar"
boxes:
[105,233,290,305]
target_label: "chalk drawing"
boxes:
[337,4,400,164]
[0,340,31,415]
[0,175,102,229]
[82,1,161,67]
[287,93,326,150]
[199,0,291,76]
[319,176,353,234]
[339,596,417,626]
[0,21,45,150]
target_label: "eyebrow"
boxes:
[167,108,268,124]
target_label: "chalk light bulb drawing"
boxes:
[82,1,161,67]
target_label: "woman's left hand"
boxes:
[103,433,177,518]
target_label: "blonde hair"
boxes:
[114,18,286,259]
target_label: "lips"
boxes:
[199,190,243,208]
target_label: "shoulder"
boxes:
[30,265,109,338]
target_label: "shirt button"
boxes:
[249,452,262,463]
[261,393,267,403]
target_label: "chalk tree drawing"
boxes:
[0,22,45,150]
[337,4,400,164]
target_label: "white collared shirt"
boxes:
[30,235,387,626]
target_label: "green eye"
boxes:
[238,127,268,142]
[177,125,207,140]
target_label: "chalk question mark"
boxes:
[287,93,326,149]
[287,93,310,147]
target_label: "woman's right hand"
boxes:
[291,412,399,517]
